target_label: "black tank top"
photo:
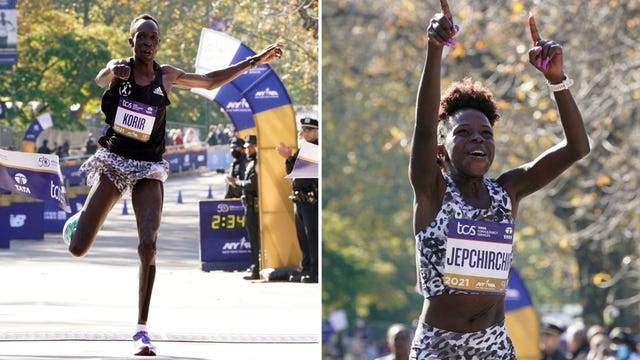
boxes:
[99,59,170,162]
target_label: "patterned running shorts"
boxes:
[410,320,516,360]
[80,148,169,194]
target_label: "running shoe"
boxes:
[62,212,80,246]
[133,331,156,356]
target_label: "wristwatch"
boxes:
[247,57,257,69]
[547,75,574,92]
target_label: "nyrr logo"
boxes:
[10,214,27,228]
[225,98,251,112]
[254,87,279,99]
[217,204,230,213]
[222,236,251,251]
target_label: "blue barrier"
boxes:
[42,188,89,233]
[207,147,233,171]
[8,197,44,240]
[0,197,9,248]
[60,163,84,186]
[199,199,251,271]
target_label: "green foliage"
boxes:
[323,0,640,332]
[0,0,317,130]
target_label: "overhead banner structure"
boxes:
[21,112,53,153]
[0,149,71,212]
[0,0,17,65]
[505,268,540,360]
[192,29,300,269]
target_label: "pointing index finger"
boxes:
[440,0,453,21]
[529,12,541,44]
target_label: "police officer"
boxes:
[226,134,260,280]
[224,137,247,199]
[277,117,319,283]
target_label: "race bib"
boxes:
[443,218,514,294]
[113,98,157,142]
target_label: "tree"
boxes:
[322,0,640,333]
[0,0,317,134]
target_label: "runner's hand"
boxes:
[428,0,458,47]
[527,13,564,83]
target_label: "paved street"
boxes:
[0,170,321,359]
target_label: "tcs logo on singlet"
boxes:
[457,222,477,236]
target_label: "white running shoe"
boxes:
[133,331,156,356]
[62,212,80,246]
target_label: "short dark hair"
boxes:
[130,14,159,37]
[437,78,499,143]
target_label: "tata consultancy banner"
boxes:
[0,0,17,65]
[0,149,71,212]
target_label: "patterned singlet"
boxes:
[415,175,514,298]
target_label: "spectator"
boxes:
[609,327,640,360]
[37,139,53,154]
[172,128,183,146]
[587,333,615,360]
[85,134,98,155]
[214,123,229,145]
[540,322,567,360]
[205,125,217,146]
[375,323,411,360]
[183,127,200,149]
[165,129,174,146]
[566,322,589,360]
[59,139,70,158]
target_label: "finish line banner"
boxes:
[0,149,71,212]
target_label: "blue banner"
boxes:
[199,199,251,271]
[505,267,540,359]
[23,113,53,143]
[0,196,9,247]
[0,0,17,65]
[0,149,71,212]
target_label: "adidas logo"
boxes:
[153,87,164,96]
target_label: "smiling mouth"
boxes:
[470,150,486,157]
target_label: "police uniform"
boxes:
[224,137,247,199]
[286,117,319,283]
[234,135,260,279]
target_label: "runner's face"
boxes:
[130,20,160,62]
[444,108,495,177]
